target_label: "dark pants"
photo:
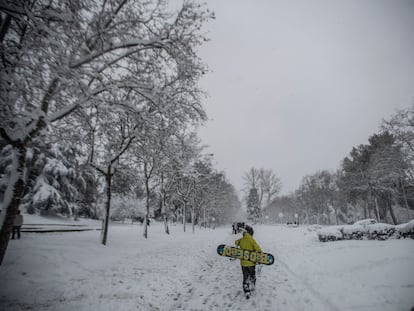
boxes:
[241,266,256,293]
[232,224,237,234]
[12,226,21,239]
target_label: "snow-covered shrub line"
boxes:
[317,220,414,242]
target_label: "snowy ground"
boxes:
[1,215,414,311]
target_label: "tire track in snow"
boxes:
[168,232,276,311]
[168,240,244,310]
[161,228,339,311]
[271,247,341,311]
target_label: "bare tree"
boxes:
[382,104,414,209]
[259,169,283,207]
[296,170,339,225]
[382,104,414,164]
[243,167,282,212]
[88,108,137,245]
[243,168,260,190]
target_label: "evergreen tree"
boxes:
[246,187,260,223]
[23,140,84,217]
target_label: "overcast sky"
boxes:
[192,0,414,195]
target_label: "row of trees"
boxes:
[248,105,414,225]
[0,0,240,265]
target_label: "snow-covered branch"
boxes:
[70,38,171,69]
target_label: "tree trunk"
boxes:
[387,201,398,225]
[160,189,169,235]
[183,203,186,232]
[374,197,381,222]
[143,215,148,239]
[162,206,169,234]
[400,178,410,210]
[0,145,27,265]
[363,201,368,219]
[191,205,195,234]
[163,214,169,235]
[101,171,112,245]
[143,178,151,239]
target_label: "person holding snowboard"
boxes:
[235,225,262,297]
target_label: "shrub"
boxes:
[317,220,414,242]
[395,220,414,239]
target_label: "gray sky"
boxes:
[194,0,414,195]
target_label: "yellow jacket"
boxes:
[235,232,262,267]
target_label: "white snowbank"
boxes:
[397,219,414,233]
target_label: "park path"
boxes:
[166,228,338,311]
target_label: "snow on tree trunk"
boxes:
[0,145,26,265]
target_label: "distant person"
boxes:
[235,225,262,298]
[12,210,23,239]
[232,222,237,234]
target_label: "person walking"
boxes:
[235,225,262,298]
[12,210,23,239]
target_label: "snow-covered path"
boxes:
[1,218,413,311]
[165,228,335,311]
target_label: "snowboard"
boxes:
[216,244,275,265]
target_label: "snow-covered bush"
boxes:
[317,219,414,242]
[317,226,343,242]
[395,220,414,239]
[341,224,366,240]
[367,223,396,240]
